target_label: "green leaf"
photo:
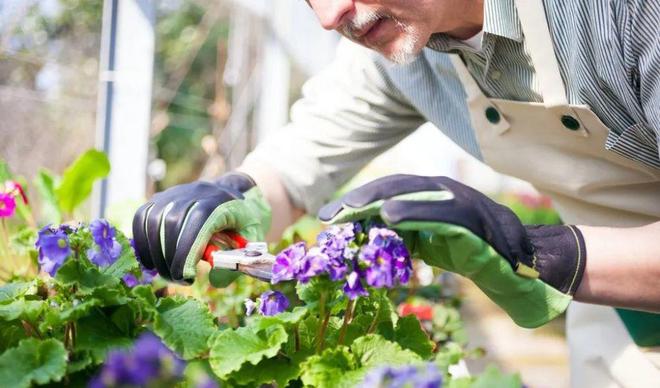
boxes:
[229,354,305,387]
[0,299,44,323]
[154,297,217,360]
[0,160,12,182]
[55,259,119,291]
[247,306,308,331]
[470,365,522,388]
[101,234,139,279]
[208,325,288,378]
[41,298,100,332]
[0,321,28,352]
[75,310,133,363]
[394,315,435,359]
[0,338,67,388]
[300,346,360,388]
[0,281,38,303]
[351,334,421,369]
[55,149,110,215]
[33,169,62,224]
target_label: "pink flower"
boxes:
[4,181,28,205]
[0,193,16,218]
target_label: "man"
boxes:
[133,1,660,386]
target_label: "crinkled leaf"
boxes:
[300,346,360,388]
[55,149,110,215]
[247,306,308,331]
[100,243,138,279]
[0,338,67,388]
[229,354,305,387]
[55,259,119,291]
[0,281,38,303]
[208,325,288,378]
[470,365,522,388]
[0,299,44,323]
[296,277,344,312]
[34,168,62,224]
[66,351,94,374]
[0,321,28,351]
[351,334,421,368]
[154,297,216,360]
[75,310,133,363]
[394,315,435,359]
[131,285,157,307]
[40,298,100,332]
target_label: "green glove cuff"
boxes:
[406,221,570,328]
[182,186,272,279]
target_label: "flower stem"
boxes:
[294,323,301,352]
[317,312,331,354]
[367,303,382,334]
[337,298,355,345]
[316,291,329,354]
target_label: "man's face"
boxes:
[306,0,448,64]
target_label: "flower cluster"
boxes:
[244,290,290,316]
[360,363,443,388]
[271,223,412,300]
[89,332,186,388]
[0,180,27,218]
[34,220,156,285]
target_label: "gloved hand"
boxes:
[319,175,586,328]
[132,172,271,284]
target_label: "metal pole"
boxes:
[94,0,154,227]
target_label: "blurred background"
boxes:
[0,0,568,386]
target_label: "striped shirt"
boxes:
[246,0,660,213]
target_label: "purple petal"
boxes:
[258,291,289,316]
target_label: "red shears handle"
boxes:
[202,231,248,267]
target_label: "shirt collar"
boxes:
[426,0,523,53]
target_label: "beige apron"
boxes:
[449,0,660,386]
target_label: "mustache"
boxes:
[340,10,385,39]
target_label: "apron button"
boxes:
[561,115,580,131]
[485,107,501,124]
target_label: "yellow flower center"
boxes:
[57,238,67,249]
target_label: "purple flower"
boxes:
[360,363,443,388]
[87,241,121,267]
[258,290,289,316]
[122,264,158,288]
[122,273,140,288]
[271,242,306,284]
[0,192,16,218]
[359,227,411,289]
[90,219,116,252]
[36,226,71,277]
[343,271,368,300]
[87,219,122,268]
[297,247,329,283]
[89,332,185,388]
[244,299,257,316]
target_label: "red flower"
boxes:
[398,302,434,321]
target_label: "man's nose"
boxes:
[309,0,354,30]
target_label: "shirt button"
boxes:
[485,107,501,124]
[561,115,581,131]
[490,70,502,80]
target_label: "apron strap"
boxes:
[450,54,511,134]
[513,0,569,108]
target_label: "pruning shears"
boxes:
[202,231,275,282]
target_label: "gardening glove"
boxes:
[132,172,271,284]
[318,175,586,328]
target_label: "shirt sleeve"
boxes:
[243,39,426,214]
[635,1,660,160]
